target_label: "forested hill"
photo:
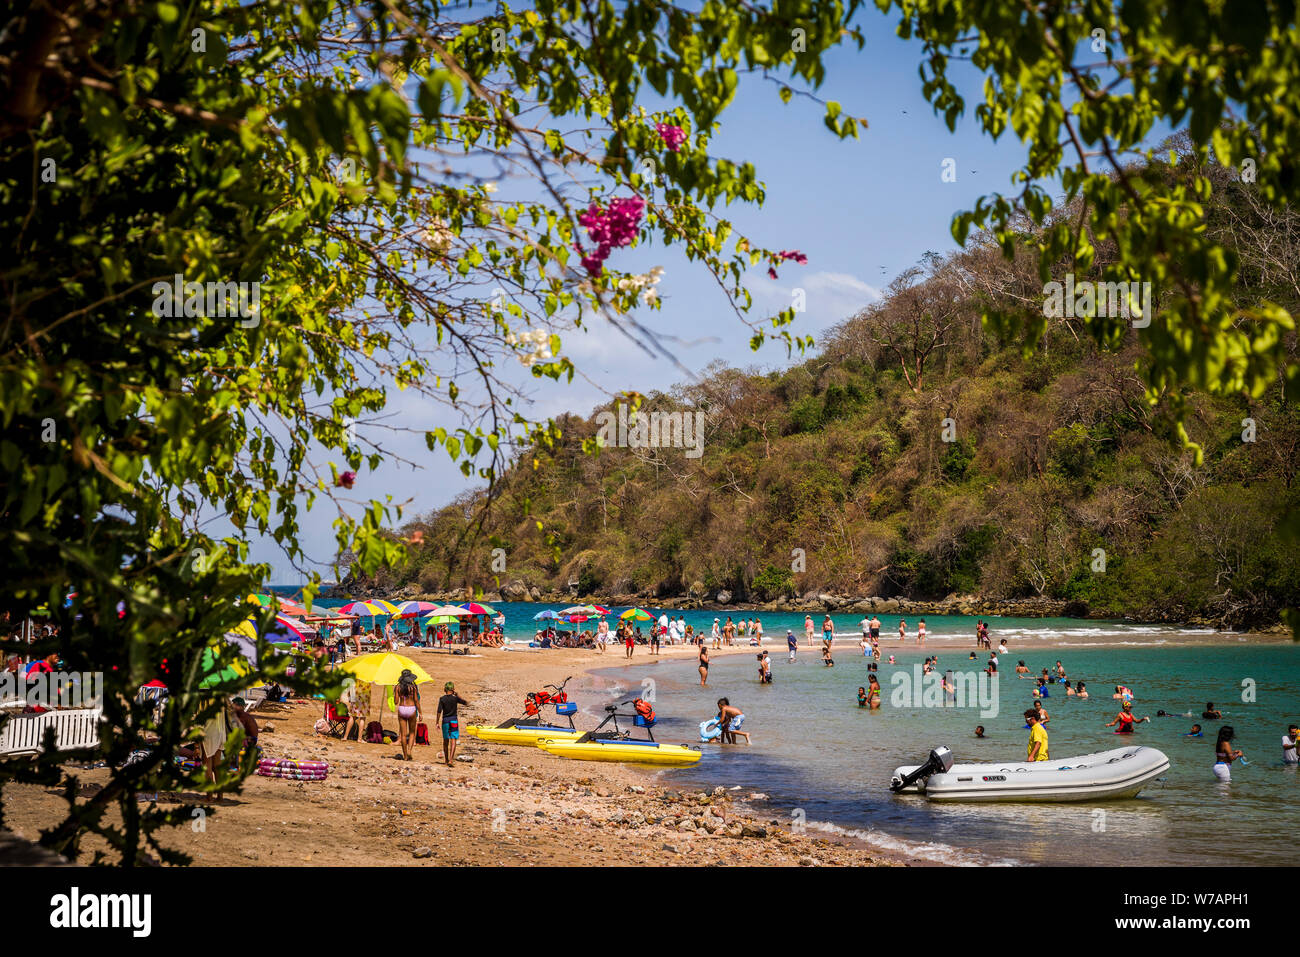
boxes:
[375,153,1300,629]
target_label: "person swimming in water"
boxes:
[1202,702,1223,719]
[974,725,985,738]
[1015,660,1031,676]
[1185,723,1204,737]
[857,687,868,707]
[1106,700,1150,733]
[1076,681,1089,699]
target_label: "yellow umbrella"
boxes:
[339,652,434,686]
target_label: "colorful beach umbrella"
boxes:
[457,602,494,615]
[561,604,607,617]
[533,609,561,620]
[265,615,315,645]
[619,607,653,621]
[248,593,310,616]
[340,652,434,686]
[199,643,252,689]
[339,599,400,616]
[394,600,441,618]
[419,604,473,618]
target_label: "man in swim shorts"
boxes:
[716,698,749,744]
[787,628,797,662]
[436,681,469,767]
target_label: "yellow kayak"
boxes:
[537,737,701,766]
[466,723,583,746]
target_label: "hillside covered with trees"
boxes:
[378,147,1300,629]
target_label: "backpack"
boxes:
[634,698,656,726]
[364,720,384,743]
[416,722,429,745]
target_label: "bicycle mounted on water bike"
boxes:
[568,697,657,744]
[490,675,579,731]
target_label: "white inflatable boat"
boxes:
[890,745,1169,802]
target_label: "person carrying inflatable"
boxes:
[701,698,750,745]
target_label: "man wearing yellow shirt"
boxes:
[1025,709,1049,762]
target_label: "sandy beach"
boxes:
[3,642,914,867]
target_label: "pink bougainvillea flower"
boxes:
[337,470,356,489]
[575,196,646,276]
[766,249,808,280]
[655,122,687,152]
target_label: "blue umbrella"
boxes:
[533,609,560,620]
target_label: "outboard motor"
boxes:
[889,746,954,793]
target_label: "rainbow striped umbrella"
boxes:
[619,607,653,621]
[457,602,494,616]
[339,599,400,616]
[394,600,441,618]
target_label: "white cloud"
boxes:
[750,270,883,334]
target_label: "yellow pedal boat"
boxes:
[465,723,583,746]
[537,736,701,766]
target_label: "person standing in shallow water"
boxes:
[867,673,882,709]
[698,645,709,686]
[1214,726,1243,782]
[1025,709,1049,762]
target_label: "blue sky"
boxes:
[254,13,1044,582]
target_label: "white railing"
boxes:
[0,709,103,759]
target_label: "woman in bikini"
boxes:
[698,645,710,687]
[394,669,421,761]
[867,673,882,710]
[1213,726,1243,782]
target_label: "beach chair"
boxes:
[0,708,103,760]
[322,702,350,738]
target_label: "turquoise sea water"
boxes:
[280,594,1300,866]
[584,642,1300,866]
